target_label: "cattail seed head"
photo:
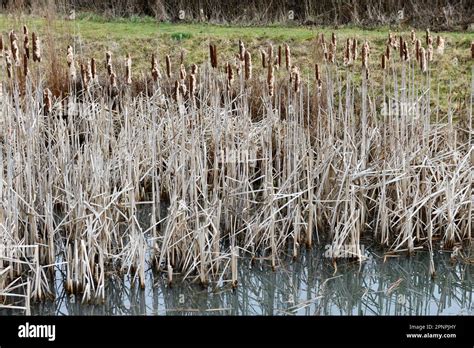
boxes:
[179,63,186,80]
[322,42,328,61]
[32,32,41,62]
[244,50,252,80]
[331,32,337,47]
[415,39,421,62]
[225,62,234,92]
[285,43,291,70]
[344,38,351,65]
[328,42,336,64]
[410,29,416,43]
[315,63,321,82]
[67,45,74,66]
[436,36,445,55]
[91,58,96,80]
[11,39,20,66]
[261,50,267,68]
[43,88,52,115]
[425,28,430,45]
[110,71,117,88]
[351,38,358,61]
[80,63,89,89]
[427,44,433,62]
[239,40,245,61]
[5,52,12,78]
[209,44,217,68]
[361,41,370,69]
[151,54,161,81]
[291,65,300,93]
[403,41,410,61]
[165,54,171,78]
[267,64,274,97]
[0,35,3,56]
[399,36,404,60]
[277,45,282,68]
[471,42,474,59]
[23,52,28,76]
[191,63,198,75]
[23,32,29,59]
[386,45,390,61]
[381,54,386,70]
[189,73,196,100]
[125,54,132,84]
[420,47,427,73]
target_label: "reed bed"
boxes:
[0,27,472,306]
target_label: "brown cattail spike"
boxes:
[261,50,267,69]
[436,36,445,55]
[284,44,291,70]
[43,89,52,115]
[32,32,41,62]
[5,52,13,78]
[24,33,29,59]
[244,50,252,81]
[267,64,274,97]
[179,63,186,80]
[381,54,386,70]
[239,40,245,61]
[420,47,427,73]
[91,58,96,80]
[277,45,282,68]
[23,52,28,76]
[471,42,474,59]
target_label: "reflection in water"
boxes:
[21,250,472,316]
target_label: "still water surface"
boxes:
[27,249,472,315]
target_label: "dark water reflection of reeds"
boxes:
[25,250,472,316]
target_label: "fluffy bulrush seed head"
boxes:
[67,45,76,80]
[151,54,161,81]
[425,28,431,45]
[125,54,132,85]
[106,51,113,76]
[80,63,89,89]
[32,32,41,62]
[110,71,117,88]
[436,36,445,55]
[328,42,336,64]
[244,50,252,80]
[179,63,186,80]
[415,39,421,62]
[403,41,410,61]
[331,32,337,47]
[239,39,245,61]
[5,52,13,78]
[322,41,328,61]
[285,43,291,70]
[420,47,427,73]
[344,38,352,65]
[388,32,397,48]
[427,43,433,62]
[291,65,300,93]
[11,37,20,66]
[361,41,370,69]
[267,44,273,69]
[24,30,29,59]
[261,49,267,68]
[191,63,198,75]
[410,29,416,43]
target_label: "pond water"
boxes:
[22,248,472,316]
